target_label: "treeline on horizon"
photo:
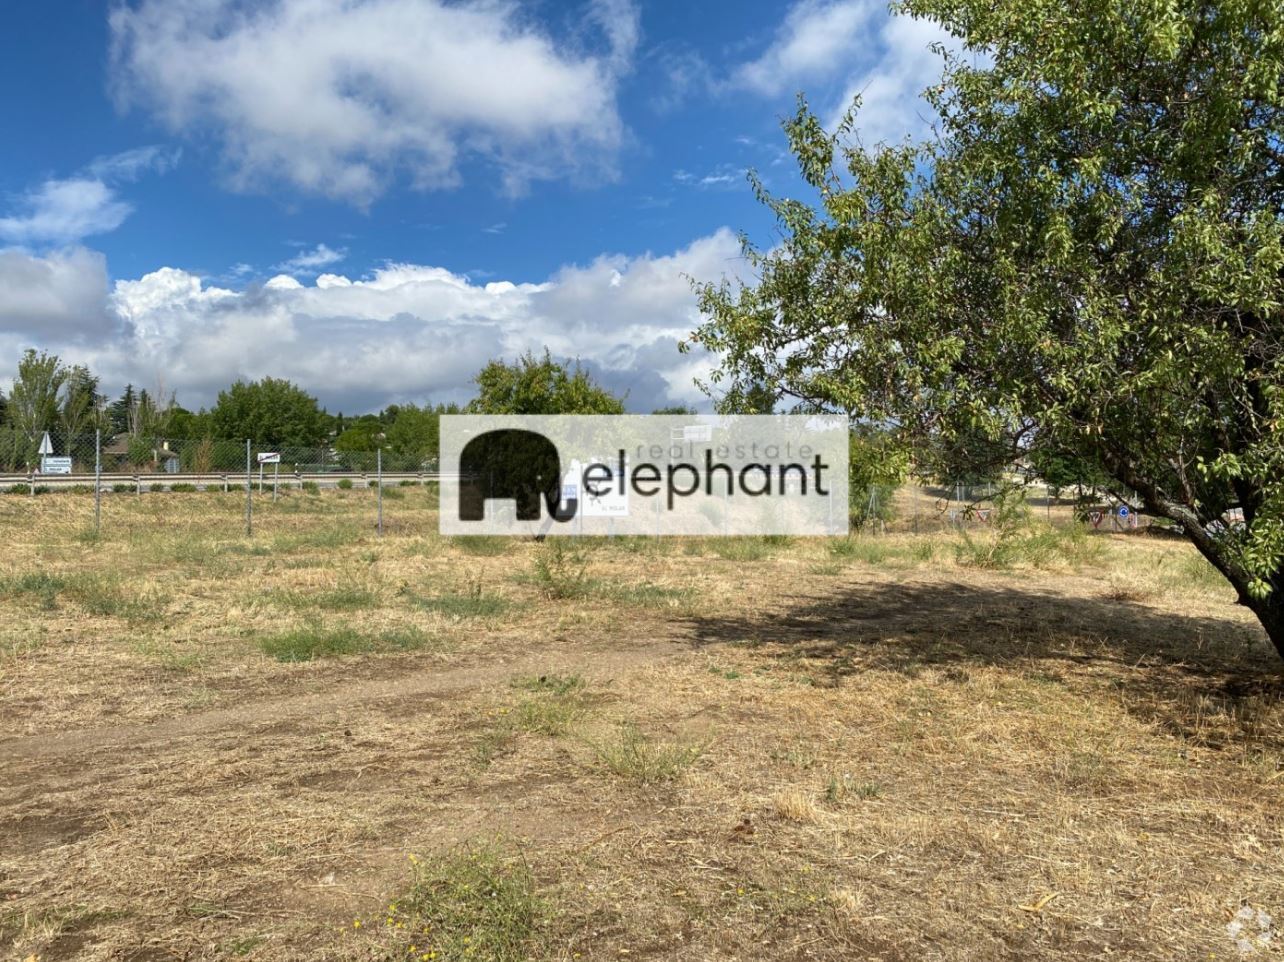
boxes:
[0,348,694,473]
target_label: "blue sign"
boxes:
[1117,505,1130,518]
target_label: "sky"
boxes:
[0,0,954,414]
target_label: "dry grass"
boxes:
[1,488,1283,960]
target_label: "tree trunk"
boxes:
[1242,581,1284,663]
[1094,446,1284,661]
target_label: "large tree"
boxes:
[689,0,1284,654]
[209,377,328,447]
[61,365,103,441]
[468,350,625,415]
[7,350,67,441]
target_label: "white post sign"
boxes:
[581,458,629,518]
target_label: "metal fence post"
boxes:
[94,429,101,534]
[377,447,383,537]
[245,439,253,537]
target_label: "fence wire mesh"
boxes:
[0,426,1157,541]
[0,429,439,482]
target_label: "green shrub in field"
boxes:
[592,722,703,783]
[532,540,590,599]
[7,484,30,495]
[376,847,545,962]
[300,480,320,494]
[0,571,67,609]
[398,479,415,487]
[381,486,405,500]
[170,482,197,493]
[413,577,511,618]
[70,575,168,622]
[32,485,50,495]
[0,571,166,621]
[112,483,133,493]
[67,484,94,494]
[829,537,892,565]
[510,674,590,736]
[336,477,354,490]
[955,487,1104,569]
[259,621,431,661]
[149,483,166,492]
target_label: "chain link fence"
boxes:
[0,427,1160,539]
[0,429,439,485]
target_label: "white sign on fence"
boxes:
[38,432,53,456]
[581,458,629,518]
[40,456,72,474]
[257,452,281,464]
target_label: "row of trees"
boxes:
[0,349,635,471]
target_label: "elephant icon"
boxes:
[458,428,578,523]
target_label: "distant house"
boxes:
[102,435,182,473]
[158,443,181,474]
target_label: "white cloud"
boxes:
[109,0,638,204]
[276,243,347,275]
[0,146,177,246]
[825,13,958,144]
[0,247,114,339]
[732,0,875,97]
[674,165,745,189]
[87,145,181,181]
[729,0,959,145]
[0,180,132,247]
[0,230,741,412]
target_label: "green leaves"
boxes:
[467,349,626,415]
[690,0,1284,652]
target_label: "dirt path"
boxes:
[1,632,690,780]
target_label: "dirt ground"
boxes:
[2,486,1283,961]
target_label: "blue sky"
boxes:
[0,0,951,413]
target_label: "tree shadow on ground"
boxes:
[681,576,1284,749]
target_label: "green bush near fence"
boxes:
[337,478,354,490]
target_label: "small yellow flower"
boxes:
[352,919,362,929]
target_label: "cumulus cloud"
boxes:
[0,247,114,339]
[109,0,639,204]
[1,230,741,413]
[729,0,958,145]
[0,146,178,246]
